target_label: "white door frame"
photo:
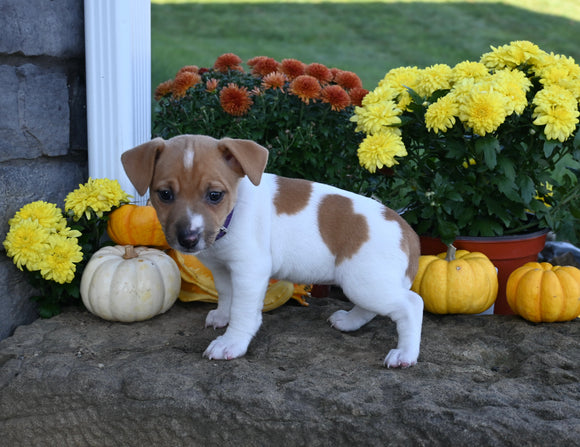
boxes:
[84,0,151,202]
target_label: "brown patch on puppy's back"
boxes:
[318,195,369,265]
[383,207,420,282]
[274,177,313,215]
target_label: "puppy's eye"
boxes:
[158,189,174,203]
[207,191,224,204]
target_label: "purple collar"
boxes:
[216,208,234,241]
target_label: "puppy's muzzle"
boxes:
[177,227,202,251]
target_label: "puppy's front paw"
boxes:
[384,349,417,369]
[205,309,230,329]
[203,335,248,360]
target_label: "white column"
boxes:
[84,0,151,204]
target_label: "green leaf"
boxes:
[497,156,516,181]
[516,175,535,203]
[475,136,500,169]
[543,140,559,158]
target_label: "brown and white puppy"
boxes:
[122,134,423,367]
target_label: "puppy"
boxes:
[121,134,423,367]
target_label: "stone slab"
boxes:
[0,297,578,446]
[0,0,84,58]
[0,64,70,161]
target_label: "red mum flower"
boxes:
[172,71,201,99]
[321,85,351,111]
[289,75,321,104]
[219,83,253,116]
[334,70,363,90]
[262,72,288,91]
[305,63,333,84]
[214,53,243,72]
[154,79,174,100]
[349,87,369,107]
[251,57,280,77]
[280,58,306,80]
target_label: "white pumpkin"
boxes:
[80,245,181,322]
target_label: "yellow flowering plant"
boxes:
[153,53,378,192]
[352,41,580,245]
[3,178,130,317]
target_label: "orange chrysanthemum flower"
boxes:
[280,58,306,80]
[251,57,280,77]
[177,65,199,76]
[321,85,351,111]
[214,53,243,72]
[172,71,201,99]
[305,63,333,84]
[154,79,174,100]
[330,67,341,80]
[206,78,219,92]
[262,72,288,91]
[289,75,322,103]
[247,56,267,67]
[334,70,363,90]
[349,87,370,107]
[219,83,253,116]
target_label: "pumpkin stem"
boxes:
[123,245,139,260]
[445,244,457,262]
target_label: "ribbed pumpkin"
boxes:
[80,245,181,322]
[506,262,580,322]
[107,204,169,249]
[412,245,498,314]
[167,249,309,311]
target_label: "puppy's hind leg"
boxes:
[383,290,423,368]
[328,305,376,332]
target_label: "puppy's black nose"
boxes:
[177,229,201,250]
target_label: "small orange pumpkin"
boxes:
[107,204,169,249]
[506,262,580,322]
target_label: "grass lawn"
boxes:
[151,0,580,93]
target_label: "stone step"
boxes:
[0,297,578,446]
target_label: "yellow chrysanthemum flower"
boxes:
[351,101,402,135]
[458,89,508,136]
[535,54,580,100]
[357,131,408,173]
[481,40,542,70]
[38,234,83,284]
[379,66,421,110]
[3,219,50,271]
[425,94,458,134]
[65,178,131,220]
[533,105,579,142]
[451,61,490,84]
[415,64,452,98]
[361,85,398,106]
[9,201,67,232]
[491,69,532,115]
[532,85,579,141]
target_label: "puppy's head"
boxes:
[121,134,268,253]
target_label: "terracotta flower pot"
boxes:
[420,229,549,315]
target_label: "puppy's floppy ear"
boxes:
[218,138,269,186]
[121,137,166,196]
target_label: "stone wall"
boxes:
[0,0,87,339]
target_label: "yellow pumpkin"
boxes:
[107,204,169,249]
[412,245,498,314]
[167,249,309,311]
[80,245,181,322]
[506,262,580,323]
